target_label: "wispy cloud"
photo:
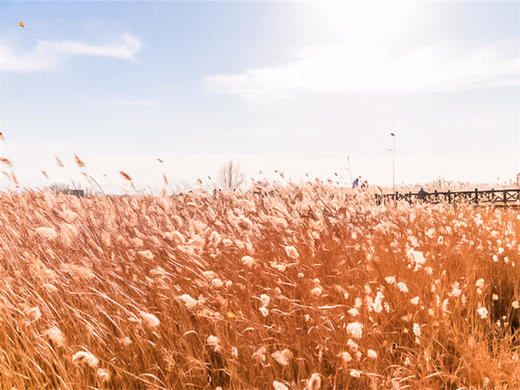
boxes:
[0,33,143,72]
[38,33,142,60]
[205,41,520,98]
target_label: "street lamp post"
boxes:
[346,155,352,187]
[390,132,396,192]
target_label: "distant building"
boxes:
[50,182,85,197]
[62,189,84,197]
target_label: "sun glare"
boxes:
[315,1,412,37]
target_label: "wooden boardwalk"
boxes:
[375,188,520,207]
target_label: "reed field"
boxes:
[0,183,519,389]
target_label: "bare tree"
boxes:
[218,160,245,191]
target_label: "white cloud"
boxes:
[0,43,56,72]
[205,41,520,98]
[0,33,142,72]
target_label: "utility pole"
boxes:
[390,132,396,192]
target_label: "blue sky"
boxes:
[0,1,519,192]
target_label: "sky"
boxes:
[0,0,519,192]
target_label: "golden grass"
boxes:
[0,183,519,389]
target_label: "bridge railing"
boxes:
[375,188,520,206]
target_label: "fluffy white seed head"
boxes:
[43,326,65,347]
[25,306,42,322]
[207,335,222,352]
[72,350,99,368]
[346,322,363,339]
[97,368,111,383]
[140,311,160,328]
[339,351,352,363]
[260,294,270,307]
[271,348,293,366]
[273,380,289,390]
[477,306,488,319]
[35,227,57,240]
[367,349,378,359]
[350,369,361,378]
[177,294,198,310]
[284,245,299,260]
[252,346,267,362]
[241,255,256,268]
[306,373,321,390]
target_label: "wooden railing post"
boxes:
[447,189,451,203]
[504,190,507,205]
[474,188,478,204]
[434,190,438,203]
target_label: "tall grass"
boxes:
[0,183,519,389]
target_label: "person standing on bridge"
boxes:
[418,187,426,201]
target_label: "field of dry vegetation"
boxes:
[1,183,520,389]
